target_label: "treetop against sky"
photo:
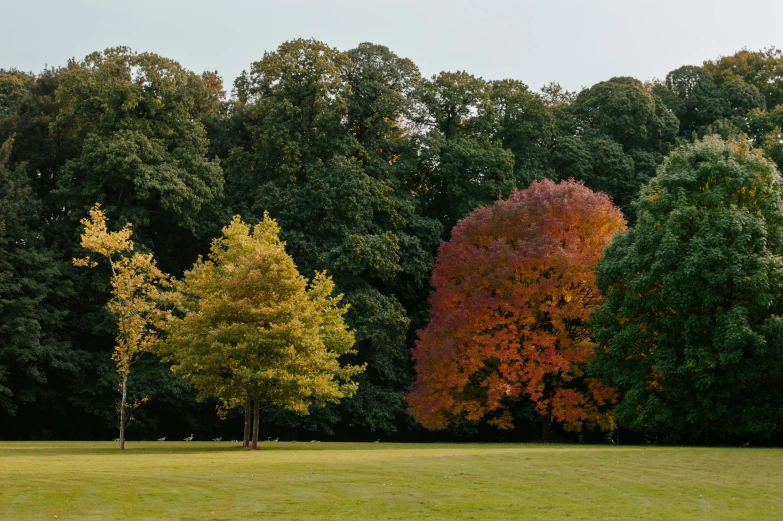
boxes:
[2,0,783,93]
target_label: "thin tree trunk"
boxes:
[541,414,551,442]
[251,399,261,450]
[119,374,128,450]
[243,393,251,448]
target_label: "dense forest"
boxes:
[2,41,783,445]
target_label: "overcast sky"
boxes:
[3,0,783,94]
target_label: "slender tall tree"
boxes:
[74,204,172,449]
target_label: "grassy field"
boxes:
[0,442,780,520]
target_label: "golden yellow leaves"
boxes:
[74,204,133,261]
[159,213,363,413]
[73,204,172,376]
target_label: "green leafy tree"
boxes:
[226,40,440,434]
[555,77,678,215]
[570,77,678,155]
[0,49,229,439]
[591,136,783,441]
[344,42,424,174]
[0,138,71,418]
[705,48,783,109]
[652,66,729,137]
[553,135,637,212]
[746,105,783,173]
[487,79,555,184]
[0,70,34,123]
[0,68,80,226]
[415,71,515,234]
[158,215,363,449]
[53,47,225,270]
[653,65,765,138]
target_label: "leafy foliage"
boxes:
[53,47,225,270]
[7,40,783,444]
[408,180,626,435]
[704,48,783,109]
[415,71,515,234]
[591,137,783,440]
[554,77,678,215]
[158,215,363,445]
[226,40,440,433]
[0,138,71,415]
[653,65,765,138]
[74,204,172,448]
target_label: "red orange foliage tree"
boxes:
[407,179,626,439]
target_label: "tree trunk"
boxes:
[119,374,128,450]
[541,414,551,442]
[243,393,251,448]
[251,399,261,449]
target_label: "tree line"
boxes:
[2,41,783,444]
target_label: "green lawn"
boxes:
[0,442,780,520]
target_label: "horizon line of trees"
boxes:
[2,41,783,445]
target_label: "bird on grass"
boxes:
[272,437,279,442]
[212,437,222,441]
[310,440,320,443]
[374,439,380,443]
[157,437,166,441]
[113,438,120,442]
[742,441,750,447]
[184,434,194,441]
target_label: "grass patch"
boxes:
[0,441,780,520]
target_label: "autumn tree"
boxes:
[591,136,783,441]
[408,180,626,439]
[74,205,171,449]
[158,215,363,449]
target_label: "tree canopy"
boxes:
[408,180,626,438]
[591,136,783,441]
[158,215,363,448]
[0,138,71,417]
[5,42,783,445]
[225,39,442,434]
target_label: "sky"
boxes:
[3,0,783,94]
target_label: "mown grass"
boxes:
[0,441,780,520]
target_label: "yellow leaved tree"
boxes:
[157,214,364,449]
[74,204,172,450]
